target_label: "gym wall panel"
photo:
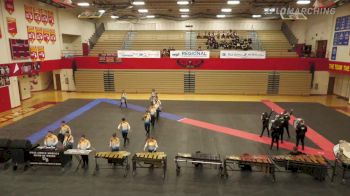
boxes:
[0,87,11,113]
[279,71,311,95]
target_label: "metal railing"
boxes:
[281,22,298,49]
[89,23,105,49]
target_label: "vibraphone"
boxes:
[331,143,350,183]
[132,152,167,179]
[175,152,223,176]
[272,154,329,181]
[223,154,276,181]
[64,149,94,171]
[29,146,70,168]
[94,151,130,177]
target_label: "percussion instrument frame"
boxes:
[94,151,130,177]
[132,152,167,179]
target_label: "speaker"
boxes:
[9,139,32,150]
[0,138,11,148]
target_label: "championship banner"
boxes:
[329,61,350,75]
[27,26,35,43]
[43,28,50,43]
[117,50,161,58]
[220,50,266,59]
[37,46,45,61]
[29,45,38,61]
[41,9,48,25]
[4,0,14,15]
[50,29,56,43]
[7,17,17,37]
[170,50,210,59]
[35,27,43,43]
[48,11,54,26]
[34,7,42,24]
[25,5,34,23]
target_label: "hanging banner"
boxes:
[117,50,161,58]
[29,45,38,61]
[48,11,54,26]
[170,50,210,59]
[37,46,45,61]
[41,9,48,25]
[0,26,2,39]
[33,7,42,24]
[24,5,34,23]
[4,0,15,15]
[220,50,266,59]
[35,27,43,43]
[50,29,56,43]
[331,47,337,61]
[27,26,35,43]
[43,28,50,43]
[7,17,17,37]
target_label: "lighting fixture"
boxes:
[177,1,189,5]
[111,15,119,19]
[179,8,190,12]
[98,10,105,13]
[252,14,262,18]
[227,0,240,5]
[138,9,148,13]
[297,0,311,5]
[146,15,155,18]
[181,14,189,18]
[216,15,226,18]
[77,2,90,7]
[132,1,145,5]
[221,8,232,12]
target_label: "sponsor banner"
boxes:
[35,27,43,43]
[37,46,45,61]
[4,0,14,14]
[27,26,35,43]
[329,61,350,75]
[48,11,54,26]
[41,9,48,25]
[7,17,17,37]
[43,28,50,43]
[170,50,210,59]
[25,5,34,23]
[30,45,38,61]
[117,50,161,58]
[34,7,41,24]
[220,50,266,59]
[50,29,56,43]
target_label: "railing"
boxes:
[248,30,262,50]
[61,49,83,57]
[281,22,298,49]
[89,23,105,49]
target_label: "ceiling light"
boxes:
[179,8,190,12]
[111,15,119,19]
[221,8,232,12]
[297,0,311,4]
[77,2,89,7]
[227,0,240,5]
[216,15,226,18]
[132,1,145,5]
[98,10,105,13]
[138,9,148,13]
[181,14,189,18]
[146,15,155,18]
[252,14,262,18]
[177,1,189,5]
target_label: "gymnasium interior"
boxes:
[0,0,350,195]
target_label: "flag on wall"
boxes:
[313,0,340,8]
[43,28,50,43]
[30,45,38,61]
[35,27,43,43]
[27,26,35,43]
[48,11,55,26]
[37,46,45,61]
[4,0,14,15]
[41,9,48,25]
[50,29,56,43]
[7,17,17,37]
[25,5,34,23]
[34,7,42,24]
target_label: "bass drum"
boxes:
[293,118,303,128]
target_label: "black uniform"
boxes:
[296,124,307,150]
[260,111,273,137]
[277,115,286,143]
[270,121,280,150]
[282,112,292,139]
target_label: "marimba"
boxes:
[272,154,329,181]
[64,149,94,171]
[132,152,167,179]
[332,143,350,183]
[223,154,276,181]
[29,146,70,167]
[94,151,130,177]
[175,152,223,176]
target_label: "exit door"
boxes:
[316,40,327,58]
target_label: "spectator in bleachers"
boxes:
[201,30,253,50]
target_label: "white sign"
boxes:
[117,50,161,58]
[220,50,266,59]
[170,50,210,59]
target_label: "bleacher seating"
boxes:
[128,31,187,50]
[89,30,127,56]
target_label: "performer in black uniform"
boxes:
[295,120,307,150]
[260,110,273,137]
[276,114,286,143]
[282,110,293,139]
[270,120,280,150]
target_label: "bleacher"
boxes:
[89,30,127,56]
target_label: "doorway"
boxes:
[316,40,327,58]
[327,76,335,95]
[55,74,61,90]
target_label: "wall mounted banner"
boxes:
[50,29,56,43]
[41,10,48,25]
[27,26,35,43]
[170,50,210,59]
[4,0,14,15]
[30,45,38,61]
[335,15,350,31]
[220,50,266,59]
[34,8,42,24]
[331,47,337,61]
[329,61,350,75]
[37,46,45,61]
[35,27,43,43]
[48,11,54,26]
[25,5,34,23]
[117,50,161,58]
[7,17,17,37]
[43,28,50,43]
[333,31,350,46]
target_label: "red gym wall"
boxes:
[0,87,11,113]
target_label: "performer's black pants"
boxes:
[260,125,269,137]
[270,136,279,150]
[81,155,89,165]
[296,134,305,150]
